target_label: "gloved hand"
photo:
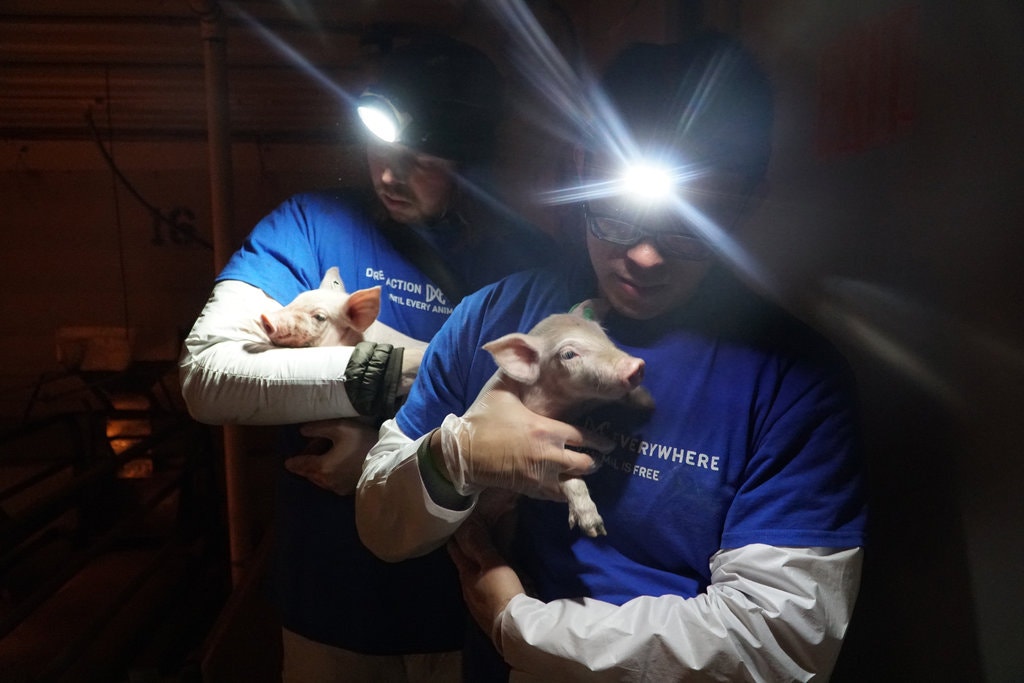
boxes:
[436,386,608,499]
[284,417,379,495]
[344,342,407,420]
[360,319,428,399]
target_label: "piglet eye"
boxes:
[313,313,327,322]
[559,349,578,360]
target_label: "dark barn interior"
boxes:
[1,1,1022,681]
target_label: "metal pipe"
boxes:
[189,0,250,588]
[190,0,236,268]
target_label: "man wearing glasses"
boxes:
[357,31,867,681]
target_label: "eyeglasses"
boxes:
[584,202,711,261]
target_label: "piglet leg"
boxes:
[560,476,606,537]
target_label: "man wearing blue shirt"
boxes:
[180,37,555,682]
[358,31,867,681]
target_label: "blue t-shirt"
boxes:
[398,259,867,606]
[218,188,554,653]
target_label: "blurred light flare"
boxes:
[811,278,1024,411]
[225,0,1017,408]
[485,0,983,405]
[481,0,596,138]
[477,0,777,291]
[621,163,674,200]
[229,0,759,280]
[813,288,959,408]
[225,2,357,111]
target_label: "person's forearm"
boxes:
[179,279,361,425]
[500,545,863,682]
[356,419,475,561]
[180,341,359,425]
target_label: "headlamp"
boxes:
[582,158,689,226]
[619,162,675,202]
[356,91,413,144]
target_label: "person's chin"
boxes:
[606,290,672,320]
[391,207,425,225]
[621,302,671,320]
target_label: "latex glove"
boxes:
[437,387,607,499]
[448,514,525,651]
[284,417,379,495]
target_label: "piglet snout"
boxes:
[619,356,645,390]
[260,314,276,336]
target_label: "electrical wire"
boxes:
[84,110,213,250]
[104,66,133,335]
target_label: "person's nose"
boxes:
[379,164,399,186]
[376,153,409,187]
[625,239,666,268]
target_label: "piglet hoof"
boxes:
[561,477,608,537]
[583,516,607,537]
[568,508,607,537]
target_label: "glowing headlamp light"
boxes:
[618,162,675,202]
[356,91,412,144]
[579,159,684,225]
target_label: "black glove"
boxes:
[344,341,405,421]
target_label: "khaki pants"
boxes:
[281,628,462,683]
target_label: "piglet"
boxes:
[260,266,426,495]
[480,301,653,537]
[260,266,380,348]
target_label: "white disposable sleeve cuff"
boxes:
[501,544,863,682]
[357,419,475,562]
[178,279,360,425]
[438,413,483,496]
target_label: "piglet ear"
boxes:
[569,298,609,322]
[344,286,381,333]
[482,334,541,385]
[321,266,345,292]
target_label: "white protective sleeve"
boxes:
[502,544,863,683]
[357,421,863,681]
[179,279,360,425]
[356,418,475,562]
